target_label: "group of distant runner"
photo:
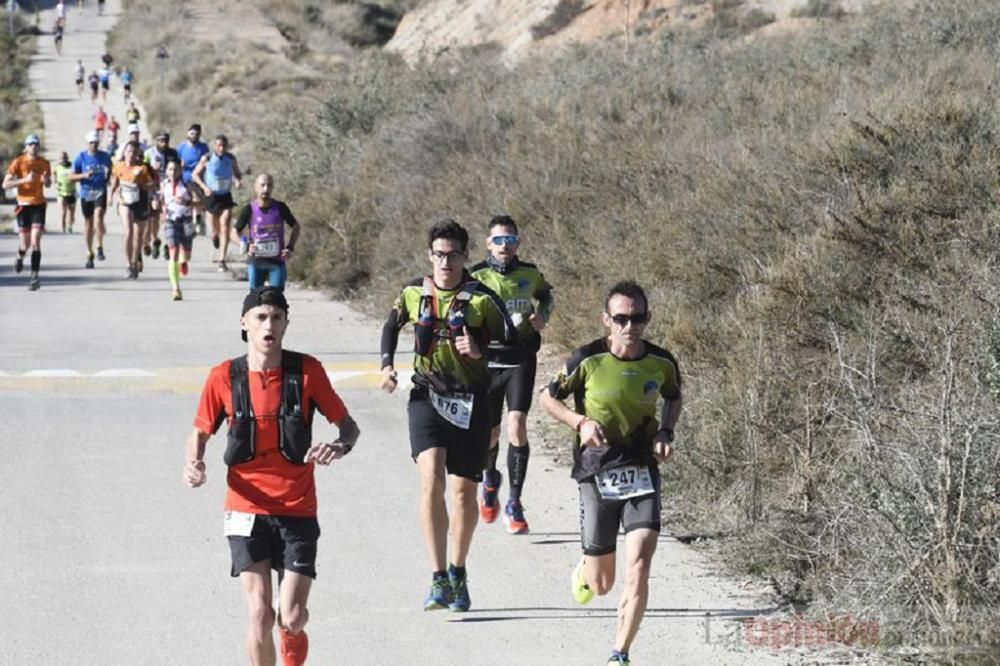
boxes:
[14,4,682,664]
[181,214,682,666]
[6,121,298,300]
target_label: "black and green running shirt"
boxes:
[548,337,682,481]
[470,259,553,365]
[381,274,518,393]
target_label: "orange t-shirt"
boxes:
[194,354,348,517]
[6,154,51,205]
[112,161,154,187]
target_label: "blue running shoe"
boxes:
[423,575,453,611]
[503,499,530,534]
[448,565,471,612]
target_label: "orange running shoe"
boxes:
[478,471,502,523]
[279,628,309,666]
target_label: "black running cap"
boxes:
[241,288,289,341]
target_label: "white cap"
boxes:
[85,130,100,143]
[127,123,140,134]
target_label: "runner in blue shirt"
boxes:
[70,131,114,268]
[176,123,210,235]
[193,134,242,271]
[121,67,133,103]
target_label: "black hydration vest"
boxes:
[220,351,313,466]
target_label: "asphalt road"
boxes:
[0,2,797,664]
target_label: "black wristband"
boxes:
[286,245,295,252]
[657,427,674,443]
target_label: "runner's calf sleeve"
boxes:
[30,250,40,272]
[507,443,530,501]
[168,259,179,287]
[486,443,500,473]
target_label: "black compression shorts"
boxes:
[487,355,538,428]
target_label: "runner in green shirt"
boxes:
[540,280,682,666]
[469,215,554,534]
[54,151,76,234]
[379,218,520,613]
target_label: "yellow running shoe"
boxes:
[571,558,594,605]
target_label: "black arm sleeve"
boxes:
[233,204,252,233]
[380,309,402,369]
[279,201,299,227]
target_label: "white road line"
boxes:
[92,369,157,377]
[23,369,83,377]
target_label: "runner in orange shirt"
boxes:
[93,106,107,142]
[108,140,157,278]
[184,287,360,666]
[3,134,52,291]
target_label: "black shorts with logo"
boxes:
[228,514,320,579]
[408,385,492,481]
[15,204,46,230]
[487,354,538,427]
[80,192,108,218]
[205,191,234,215]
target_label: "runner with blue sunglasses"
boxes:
[470,215,554,535]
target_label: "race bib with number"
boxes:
[121,184,139,204]
[254,239,280,258]
[214,177,232,192]
[223,510,256,537]
[183,220,196,237]
[82,188,104,202]
[595,465,655,500]
[430,390,474,430]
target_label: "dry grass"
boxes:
[114,0,1000,652]
[0,18,39,167]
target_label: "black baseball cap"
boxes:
[241,288,289,341]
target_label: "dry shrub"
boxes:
[119,0,1000,651]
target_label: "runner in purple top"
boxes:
[233,174,300,290]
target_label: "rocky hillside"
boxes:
[387,0,874,63]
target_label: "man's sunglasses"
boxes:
[489,234,519,246]
[609,312,649,326]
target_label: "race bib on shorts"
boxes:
[223,510,255,537]
[595,465,655,500]
[183,220,196,237]
[254,239,280,258]
[214,177,232,192]
[430,389,474,430]
[83,189,103,202]
[121,183,140,204]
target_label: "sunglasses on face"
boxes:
[431,250,465,263]
[489,234,519,246]
[609,312,649,327]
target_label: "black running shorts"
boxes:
[408,385,491,482]
[487,355,537,428]
[578,466,661,556]
[15,204,46,230]
[205,191,235,215]
[61,194,77,206]
[228,514,320,579]
[80,192,107,218]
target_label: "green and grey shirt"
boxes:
[548,337,682,481]
[470,258,553,367]
[381,273,519,393]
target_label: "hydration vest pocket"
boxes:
[224,416,256,465]
[414,294,436,357]
[280,411,312,465]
